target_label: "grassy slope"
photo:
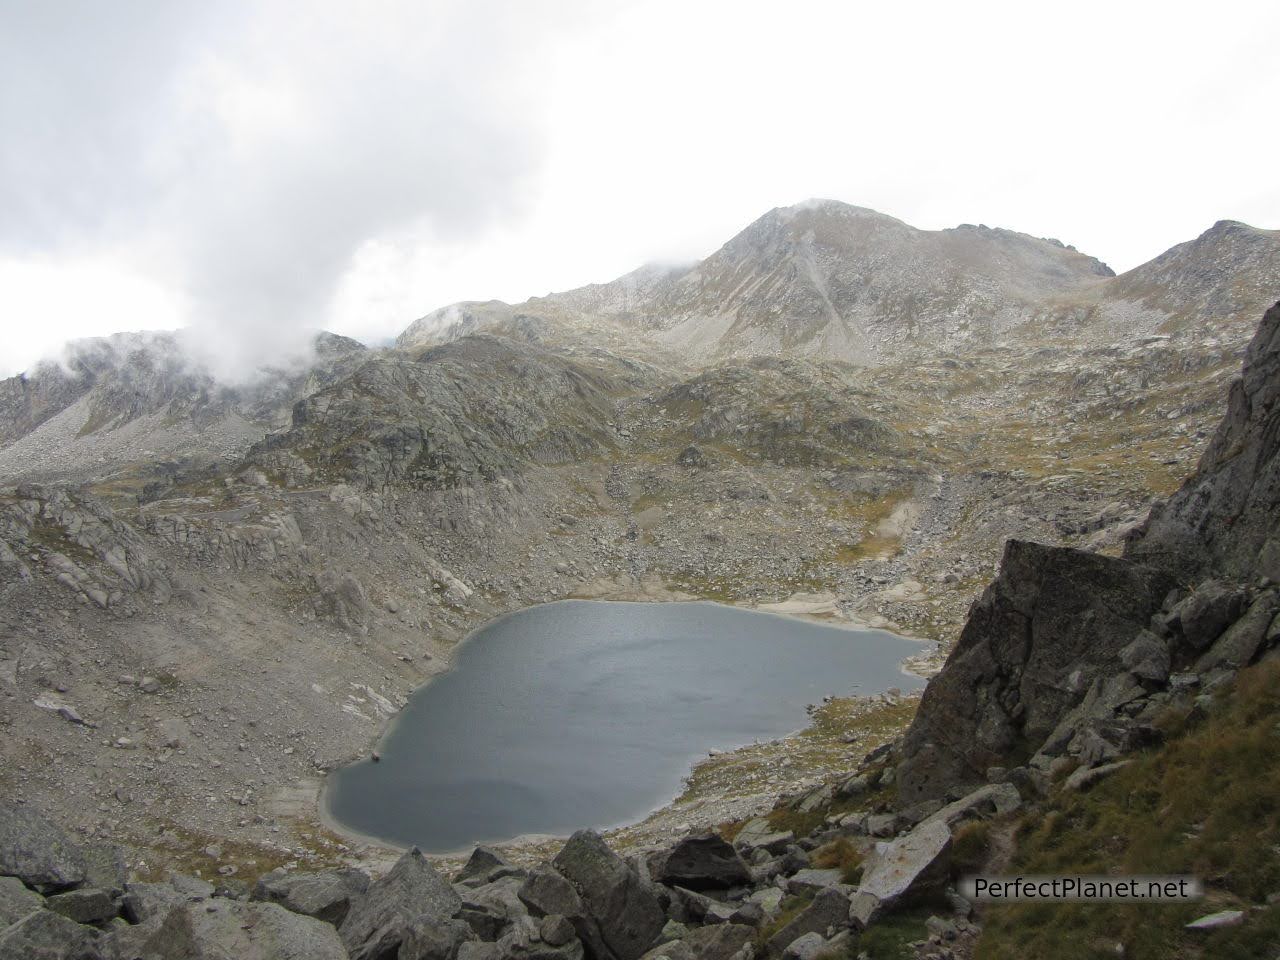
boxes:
[977,658,1280,959]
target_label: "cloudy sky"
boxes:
[1,0,1277,377]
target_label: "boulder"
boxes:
[655,833,751,891]
[781,932,828,960]
[764,888,850,956]
[683,923,754,960]
[1064,759,1132,791]
[454,846,512,887]
[784,869,843,897]
[1196,591,1280,671]
[0,875,44,927]
[128,899,347,959]
[849,819,951,928]
[79,847,127,900]
[1119,631,1171,684]
[399,917,477,960]
[252,866,370,926]
[120,882,188,924]
[46,888,118,925]
[0,908,102,959]
[923,782,1022,830]
[340,847,462,960]
[552,830,664,960]
[459,876,529,940]
[732,820,793,857]
[518,866,586,920]
[1165,581,1248,651]
[488,914,585,960]
[0,802,88,893]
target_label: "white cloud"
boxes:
[1,0,1278,378]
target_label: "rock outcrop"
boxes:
[897,300,1280,804]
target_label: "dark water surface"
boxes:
[324,600,924,851]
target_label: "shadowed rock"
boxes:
[654,832,751,891]
[340,848,462,960]
[552,830,664,960]
[0,802,88,893]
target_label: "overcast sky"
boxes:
[1,0,1277,377]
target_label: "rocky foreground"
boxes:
[1,287,1277,958]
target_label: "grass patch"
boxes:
[949,820,992,879]
[856,907,936,960]
[812,836,865,885]
[977,658,1280,959]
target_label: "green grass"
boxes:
[977,658,1280,959]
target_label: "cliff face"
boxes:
[897,301,1280,805]
[1126,301,1280,582]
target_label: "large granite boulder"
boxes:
[551,831,664,960]
[0,875,44,927]
[654,833,751,891]
[896,540,1174,805]
[124,899,346,959]
[764,888,851,956]
[0,908,101,959]
[399,917,477,960]
[849,819,951,928]
[340,848,462,960]
[252,866,370,926]
[0,802,88,893]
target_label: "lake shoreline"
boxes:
[317,590,932,859]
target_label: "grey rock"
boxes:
[849,819,951,928]
[0,908,102,960]
[926,915,959,940]
[1130,302,1280,582]
[862,813,898,838]
[1120,631,1171,684]
[655,833,751,891]
[1064,759,1132,791]
[683,923,754,960]
[79,847,127,900]
[784,869,843,897]
[780,931,827,960]
[732,820,793,857]
[552,830,664,960]
[459,876,528,940]
[923,782,1022,830]
[518,866,585,921]
[46,888,118,925]
[339,847,462,960]
[542,914,578,948]
[120,882,187,924]
[399,917,476,960]
[1165,581,1248,650]
[252,866,370,926]
[666,886,715,925]
[455,846,512,887]
[126,899,346,959]
[0,802,88,893]
[0,875,44,927]
[765,888,850,956]
[896,541,1175,805]
[1196,591,1280,671]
